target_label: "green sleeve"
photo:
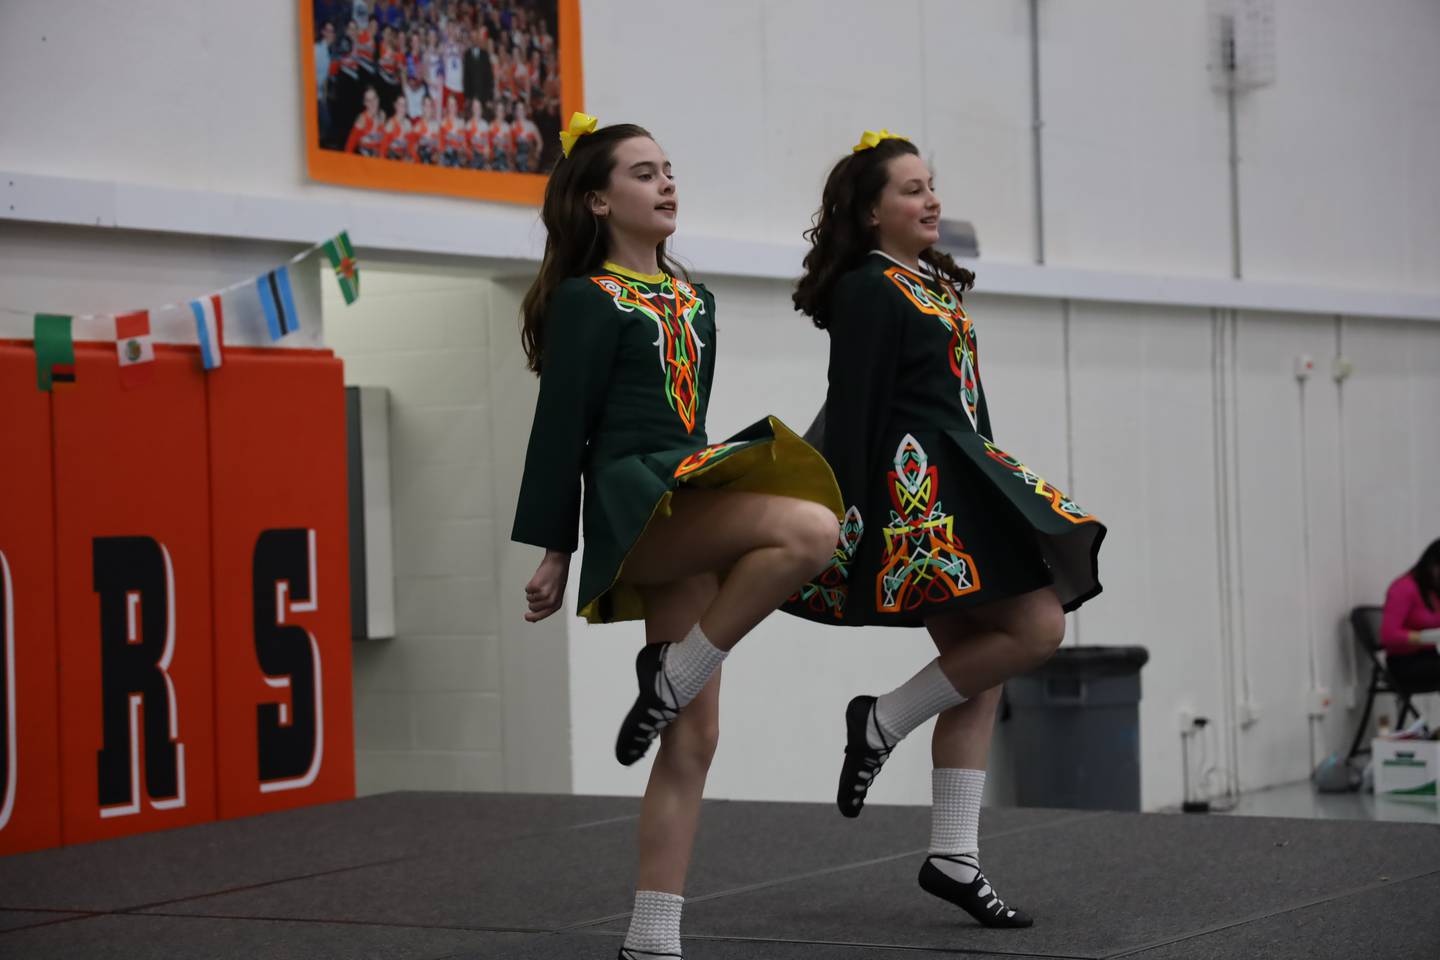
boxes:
[972,326,995,441]
[822,273,904,516]
[511,280,620,552]
[699,286,717,408]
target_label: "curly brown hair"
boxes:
[793,137,974,328]
[519,123,688,374]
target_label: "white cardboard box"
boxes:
[1372,738,1440,800]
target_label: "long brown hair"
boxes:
[793,137,974,328]
[520,123,687,373]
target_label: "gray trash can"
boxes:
[1003,645,1149,811]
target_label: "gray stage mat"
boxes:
[1117,870,1440,960]
[464,929,1067,959]
[0,791,637,913]
[0,913,541,960]
[641,809,1440,958]
[0,909,85,933]
[139,802,1081,932]
[3,792,1436,959]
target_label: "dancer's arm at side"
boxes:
[512,280,621,620]
[822,272,904,512]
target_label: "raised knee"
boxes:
[784,501,840,574]
[1021,600,1066,665]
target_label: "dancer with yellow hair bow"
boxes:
[512,113,843,959]
[786,131,1107,930]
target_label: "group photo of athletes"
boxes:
[312,0,562,173]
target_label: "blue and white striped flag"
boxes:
[256,266,299,341]
[189,294,224,370]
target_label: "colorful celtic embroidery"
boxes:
[982,442,1094,524]
[590,273,707,433]
[875,434,981,613]
[790,505,864,618]
[883,266,979,429]
[674,441,744,479]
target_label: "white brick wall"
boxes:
[324,261,509,795]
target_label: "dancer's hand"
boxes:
[524,550,570,622]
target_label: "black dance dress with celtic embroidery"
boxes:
[512,263,843,624]
[783,252,1105,627]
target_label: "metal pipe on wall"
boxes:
[1029,0,1046,266]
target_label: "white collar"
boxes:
[869,248,933,280]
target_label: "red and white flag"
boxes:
[114,311,155,388]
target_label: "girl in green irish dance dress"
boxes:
[786,130,1107,930]
[512,113,844,960]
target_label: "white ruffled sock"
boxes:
[660,623,727,709]
[622,889,683,957]
[869,658,966,749]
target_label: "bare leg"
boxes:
[841,588,1065,814]
[926,587,1067,698]
[931,686,1003,770]
[926,606,1004,769]
[912,596,1060,929]
[614,489,837,769]
[634,574,721,894]
[620,489,839,650]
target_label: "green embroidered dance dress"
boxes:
[512,263,844,623]
[785,252,1105,626]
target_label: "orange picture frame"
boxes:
[300,0,582,205]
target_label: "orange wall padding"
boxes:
[208,351,354,820]
[0,341,353,853]
[0,346,62,855]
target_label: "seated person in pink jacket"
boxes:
[1380,538,1440,689]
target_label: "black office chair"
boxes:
[1346,604,1431,759]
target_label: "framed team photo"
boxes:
[300,0,582,204]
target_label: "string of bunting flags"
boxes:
[5,231,360,392]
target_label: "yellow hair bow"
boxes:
[852,129,909,153]
[560,111,599,158]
